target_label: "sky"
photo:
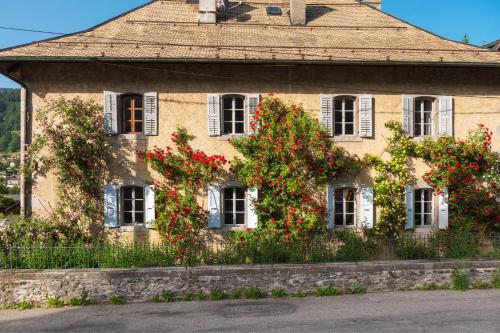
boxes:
[0,0,499,88]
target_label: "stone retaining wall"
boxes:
[1,260,499,305]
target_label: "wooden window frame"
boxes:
[222,186,246,225]
[334,187,356,227]
[122,94,144,134]
[121,185,145,225]
[222,95,246,135]
[414,97,434,137]
[333,96,356,136]
[414,188,434,227]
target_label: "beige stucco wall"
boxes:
[9,62,500,242]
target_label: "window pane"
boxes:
[135,213,144,223]
[415,214,422,226]
[423,112,431,124]
[345,214,354,226]
[123,187,133,199]
[235,98,244,110]
[334,214,344,225]
[224,200,233,212]
[135,200,144,212]
[345,99,354,110]
[224,213,234,225]
[124,108,131,121]
[123,96,132,108]
[415,100,421,112]
[335,189,343,201]
[124,212,133,224]
[135,122,143,133]
[235,123,244,134]
[224,109,232,121]
[134,96,143,109]
[334,111,342,123]
[123,200,133,211]
[414,125,421,137]
[345,124,354,135]
[124,122,132,133]
[346,202,355,214]
[424,189,432,201]
[224,188,233,198]
[423,124,431,136]
[345,111,354,123]
[223,123,232,134]
[424,214,432,225]
[334,99,342,111]
[223,98,232,109]
[236,213,245,225]
[236,200,244,212]
[334,123,343,135]
[414,111,421,123]
[235,187,245,199]
[334,204,343,214]
[235,110,244,121]
[423,99,432,111]
[135,110,143,121]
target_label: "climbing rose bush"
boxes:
[230,95,360,240]
[140,127,227,247]
[417,125,500,232]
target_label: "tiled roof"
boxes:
[1,0,499,66]
[484,39,500,51]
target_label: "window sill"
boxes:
[217,134,247,141]
[117,224,149,232]
[332,136,363,142]
[117,133,147,141]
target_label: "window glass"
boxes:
[224,187,246,225]
[414,98,433,137]
[333,97,356,136]
[414,188,433,227]
[122,94,144,134]
[333,187,356,226]
[122,186,145,224]
[223,96,246,135]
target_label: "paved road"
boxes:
[0,290,499,332]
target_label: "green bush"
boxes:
[108,295,126,305]
[291,291,306,297]
[395,236,437,260]
[16,301,32,310]
[472,282,493,289]
[244,287,265,299]
[152,294,162,303]
[208,289,228,301]
[493,270,500,289]
[195,292,206,301]
[46,296,65,308]
[161,290,175,303]
[416,283,449,291]
[452,268,470,291]
[271,289,287,298]
[335,230,374,262]
[347,283,367,294]
[68,294,94,306]
[229,289,242,299]
[444,227,481,259]
[313,285,342,297]
[182,293,194,301]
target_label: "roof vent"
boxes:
[266,6,282,15]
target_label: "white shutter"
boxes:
[246,187,258,229]
[246,94,260,134]
[320,94,333,136]
[359,95,373,138]
[360,187,374,229]
[144,92,158,136]
[103,91,119,134]
[208,185,221,228]
[326,186,335,230]
[405,186,414,229]
[402,95,414,137]
[104,184,119,228]
[439,96,453,136]
[145,185,155,229]
[439,189,449,230]
[207,94,221,136]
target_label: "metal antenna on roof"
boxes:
[219,0,242,11]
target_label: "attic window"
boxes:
[266,6,282,15]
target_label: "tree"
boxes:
[462,34,470,44]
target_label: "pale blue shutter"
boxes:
[145,185,155,229]
[103,91,119,134]
[439,189,449,230]
[246,94,260,134]
[359,95,373,138]
[405,186,414,229]
[326,186,335,230]
[208,185,221,228]
[320,94,333,136]
[402,95,414,137]
[360,187,374,229]
[104,185,119,228]
[246,187,258,229]
[439,96,453,136]
[144,92,158,136]
[207,94,221,136]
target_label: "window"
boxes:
[122,94,144,134]
[334,187,356,226]
[334,97,355,136]
[414,98,433,137]
[122,186,144,224]
[414,188,433,227]
[223,187,245,225]
[222,95,245,135]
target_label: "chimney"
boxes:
[360,0,382,10]
[290,0,306,26]
[199,0,217,24]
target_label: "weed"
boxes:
[161,290,175,303]
[271,289,287,298]
[68,294,94,306]
[347,284,366,294]
[208,289,228,301]
[195,292,206,301]
[182,293,194,301]
[313,285,342,297]
[16,301,32,310]
[108,295,126,305]
[472,282,493,289]
[244,287,265,299]
[291,291,306,297]
[416,283,450,291]
[494,270,500,289]
[152,294,162,303]
[452,268,470,291]
[46,296,65,308]
[229,289,242,299]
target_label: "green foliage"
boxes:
[182,293,194,301]
[271,289,287,298]
[291,290,307,297]
[0,89,20,154]
[140,127,227,248]
[395,235,438,260]
[25,98,110,239]
[68,294,94,306]
[244,287,265,299]
[0,195,16,215]
[208,289,228,301]
[46,296,65,308]
[108,295,126,305]
[452,268,470,291]
[152,294,162,303]
[493,270,500,288]
[416,283,450,291]
[16,301,32,310]
[313,285,342,297]
[443,226,481,258]
[161,290,176,302]
[335,230,374,262]
[364,121,417,238]
[461,34,470,44]
[195,292,206,301]
[472,282,493,289]
[229,289,242,299]
[231,95,359,239]
[347,284,367,294]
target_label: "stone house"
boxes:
[0,0,499,242]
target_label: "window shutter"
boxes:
[103,91,119,134]
[246,187,258,229]
[405,186,414,229]
[207,94,221,136]
[207,185,222,228]
[320,94,333,136]
[439,96,453,136]
[326,186,335,230]
[402,95,414,137]
[360,187,374,229]
[145,185,155,229]
[144,92,158,136]
[104,184,119,228]
[246,94,260,134]
[359,95,373,138]
[439,189,449,230]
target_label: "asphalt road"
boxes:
[0,290,500,333]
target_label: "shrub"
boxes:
[108,295,126,305]
[313,285,342,297]
[46,296,65,308]
[229,289,242,299]
[16,301,32,310]
[68,294,94,306]
[347,284,367,294]
[472,282,493,289]
[444,226,481,259]
[335,230,373,262]
[182,293,194,301]
[395,236,437,260]
[493,270,500,289]
[416,283,449,291]
[244,287,265,299]
[161,290,175,303]
[452,268,470,291]
[195,292,206,301]
[152,294,162,303]
[291,291,307,297]
[208,289,228,301]
[271,289,287,298]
